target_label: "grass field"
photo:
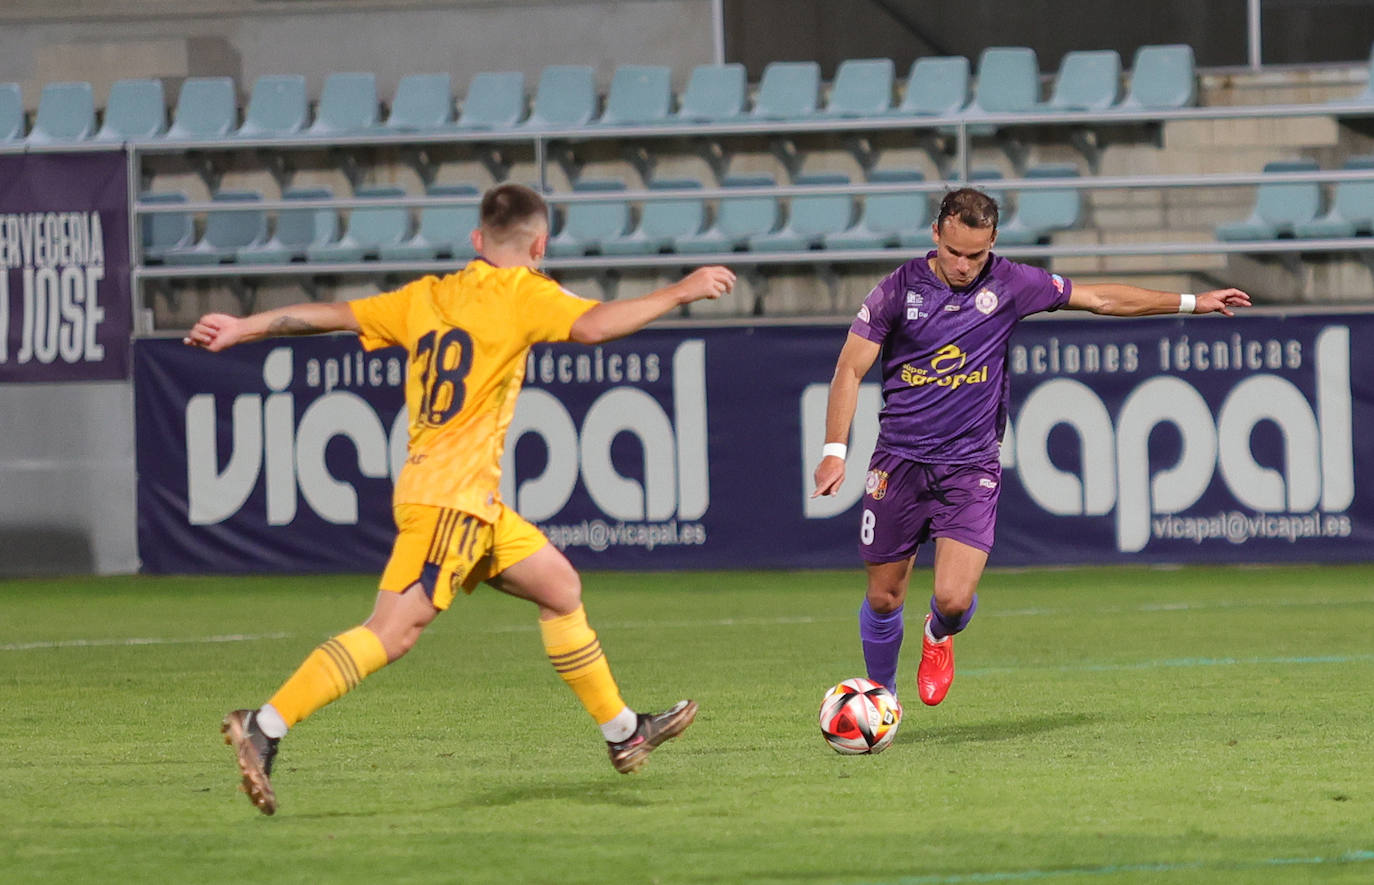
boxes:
[1,565,1372,884]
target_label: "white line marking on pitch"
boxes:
[0,632,293,652]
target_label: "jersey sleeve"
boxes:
[348,278,428,350]
[516,272,598,343]
[1010,262,1073,318]
[850,267,902,343]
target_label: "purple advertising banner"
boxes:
[0,152,131,382]
[134,313,1373,573]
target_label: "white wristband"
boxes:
[1177,293,1196,314]
[822,442,848,461]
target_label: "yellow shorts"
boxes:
[379,503,548,610]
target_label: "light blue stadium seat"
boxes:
[676,174,780,253]
[164,190,268,265]
[1047,50,1122,111]
[995,163,1084,245]
[27,81,96,144]
[523,65,597,129]
[455,71,526,129]
[547,179,631,257]
[967,47,1041,116]
[385,73,455,131]
[895,56,969,117]
[598,65,672,125]
[379,183,480,261]
[237,187,340,264]
[95,78,166,141]
[674,63,747,123]
[601,178,707,255]
[750,173,855,251]
[0,83,24,142]
[1216,160,1322,240]
[823,58,894,117]
[1294,156,1374,238]
[1121,44,1196,109]
[139,191,194,263]
[750,61,822,120]
[824,169,928,249]
[1346,43,1374,103]
[308,72,380,135]
[307,185,410,262]
[165,77,237,140]
[236,74,309,138]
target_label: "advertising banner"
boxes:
[0,152,131,382]
[134,313,1372,573]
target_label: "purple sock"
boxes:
[928,593,978,641]
[859,599,904,695]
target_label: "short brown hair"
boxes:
[479,182,549,242]
[936,187,999,231]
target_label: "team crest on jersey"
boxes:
[865,469,889,500]
[975,288,999,314]
[858,304,871,323]
[1050,273,1065,294]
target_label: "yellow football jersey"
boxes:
[349,260,597,521]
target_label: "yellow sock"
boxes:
[540,606,626,725]
[267,626,388,728]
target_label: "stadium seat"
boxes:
[307,72,380,135]
[95,78,166,142]
[598,64,673,125]
[749,173,855,251]
[750,61,822,120]
[1294,155,1374,238]
[306,185,410,262]
[674,63,747,123]
[0,83,24,142]
[523,65,597,129]
[994,163,1084,245]
[27,81,96,144]
[385,73,455,131]
[676,174,780,253]
[163,190,268,265]
[1046,50,1122,111]
[236,74,309,138]
[894,56,970,117]
[823,169,928,249]
[1121,44,1197,109]
[1215,160,1322,240]
[967,47,1041,115]
[547,179,631,256]
[165,77,237,140]
[455,71,526,129]
[1345,43,1374,103]
[601,178,707,255]
[139,191,194,263]
[378,183,480,261]
[822,58,895,117]
[237,187,340,264]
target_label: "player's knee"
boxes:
[931,585,974,616]
[865,585,905,613]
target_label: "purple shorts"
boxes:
[858,451,1001,562]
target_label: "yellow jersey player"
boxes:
[186,182,736,815]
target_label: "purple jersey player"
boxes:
[811,187,1251,708]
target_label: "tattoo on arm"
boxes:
[267,315,324,336]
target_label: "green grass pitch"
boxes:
[1,565,1372,884]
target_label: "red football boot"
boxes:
[916,614,954,706]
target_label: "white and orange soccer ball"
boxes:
[818,677,902,755]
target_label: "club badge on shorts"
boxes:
[865,469,889,500]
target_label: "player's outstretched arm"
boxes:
[569,266,735,345]
[183,302,361,352]
[811,332,881,498]
[1067,283,1252,318]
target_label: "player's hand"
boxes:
[811,455,846,498]
[1195,288,1251,317]
[679,266,736,303]
[183,313,246,352]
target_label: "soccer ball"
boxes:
[819,677,901,755]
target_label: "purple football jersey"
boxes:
[850,251,1072,463]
